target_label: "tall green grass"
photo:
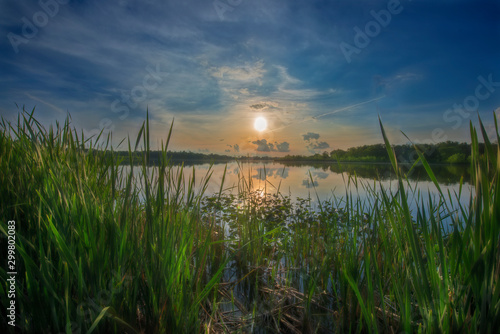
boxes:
[1,108,499,333]
[0,109,226,333]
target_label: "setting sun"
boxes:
[254,116,267,132]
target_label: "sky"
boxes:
[0,0,499,156]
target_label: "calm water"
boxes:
[193,161,469,197]
[129,161,473,211]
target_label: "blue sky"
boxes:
[1,0,499,155]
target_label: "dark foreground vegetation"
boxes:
[0,109,499,333]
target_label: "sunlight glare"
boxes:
[254,117,267,132]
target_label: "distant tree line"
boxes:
[113,150,272,165]
[109,141,496,165]
[279,141,496,164]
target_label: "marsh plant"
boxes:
[0,108,499,333]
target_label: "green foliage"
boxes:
[0,108,226,333]
[0,108,498,333]
[447,152,467,164]
[281,141,481,164]
[116,149,235,165]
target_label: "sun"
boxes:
[254,116,267,132]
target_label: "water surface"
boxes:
[148,161,474,215]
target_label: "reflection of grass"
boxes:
[1,109,499,333]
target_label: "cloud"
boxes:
[311,141,330,150]
[209,60,265,84]
[302,131,330,152]
[225,149,231,153]
[372,72,422,96]
[2,0,494,153]
[24,93,65,114]
[275,142,290,152]
[252,139,273,152]
[302,132,320,141]
[226,143,240,153]
[252,139,290,152]
[250,103,267,109]
[249,101,281,112]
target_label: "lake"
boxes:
[127,161,474,214]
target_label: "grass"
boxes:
[0,108,499,333]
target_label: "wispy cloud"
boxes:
[1,0,498,154]
[209,60,266,83]
[312,96,386,120]
[249,101,281,111]
[24,93,65,114]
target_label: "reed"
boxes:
[1,108,498,333]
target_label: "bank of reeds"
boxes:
[0,108,498,333]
